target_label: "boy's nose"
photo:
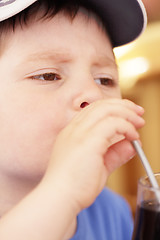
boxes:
[73,81,104,110]
[80,102,89,108]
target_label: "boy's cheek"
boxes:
[0,102,67,181]
[0,124,56,181]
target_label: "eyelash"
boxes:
[31,72,61,81]
[94,77,115,87]
[30,72,115,87]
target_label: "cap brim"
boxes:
[89,0,147,47]
[0,0,147,47]
[0,0,37,21]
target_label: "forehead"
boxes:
[15,8,111,41]
[2,9,115,66]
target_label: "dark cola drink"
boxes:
[132,200,160,240]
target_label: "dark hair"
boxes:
[0,0,102,32]
[0,0,108,55]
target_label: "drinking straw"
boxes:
[132,140,160,201]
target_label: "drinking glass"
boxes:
[132,173,160,240]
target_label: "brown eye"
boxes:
[100,78,114,86]
[32,73,61,81]
[95,78,114,86]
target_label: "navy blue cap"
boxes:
[0,0,147,47]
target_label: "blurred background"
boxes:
[108,0,160,217]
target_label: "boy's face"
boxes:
[0,10,121,182]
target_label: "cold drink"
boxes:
[132,200,160,240]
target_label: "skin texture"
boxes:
[0,10,145,240]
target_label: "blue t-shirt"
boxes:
[70,188,133,240]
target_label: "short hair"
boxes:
[0,0,108,55]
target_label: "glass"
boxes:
[132,173,160,240]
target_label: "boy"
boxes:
[0,0,146,239]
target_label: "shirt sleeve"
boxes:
[70,187,133,240]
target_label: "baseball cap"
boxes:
[0,0,147,47]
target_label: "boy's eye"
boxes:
[32,73,61,81]
[95,78,115,86]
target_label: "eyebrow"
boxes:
[94,55,118,70]
[23,50,73,64]
[22,50,118,70]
